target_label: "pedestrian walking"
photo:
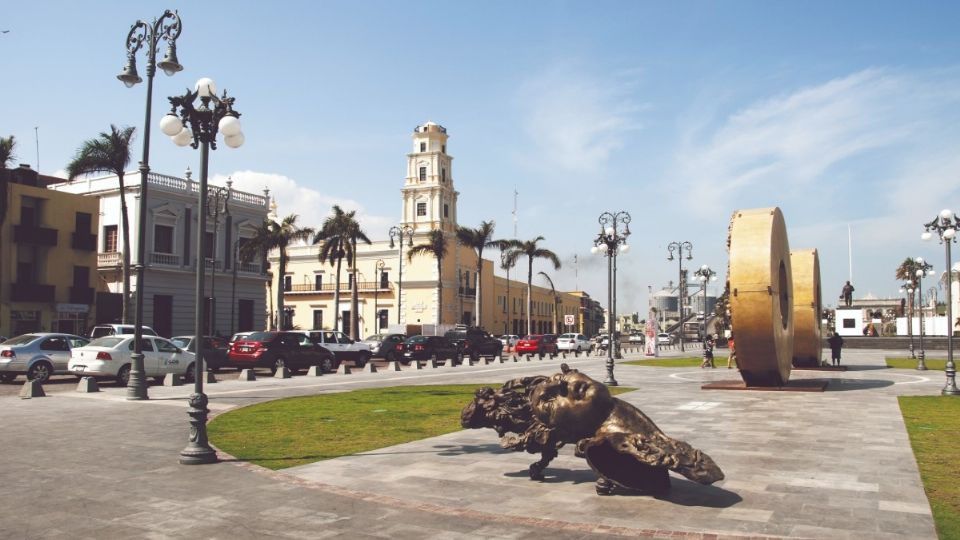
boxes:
[701,334,716,368]
[828,332,844,366]
[726,334,737,369]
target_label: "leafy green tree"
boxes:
[66,125,136,323]
[241,214,313,330]
[501,236,561,335]
[455,220,507,328]
[408,229,449,328]
[314,205,369,334]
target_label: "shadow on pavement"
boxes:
[653,478,743,508]
[824,378,894,391]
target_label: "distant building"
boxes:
[50,170,270,337]
[1,164,100,335]
[274,122,598,337]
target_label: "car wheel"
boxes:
[116,365,131,386]
[184,363,196,384]
[0,373,17,383]
[320,355,334,373]
[470,351,479,363]
[356,352,371,368]
[271,357,286,375]
[27,361,53,384]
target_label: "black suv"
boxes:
[443,327,504,361]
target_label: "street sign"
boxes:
[564,314,575,326]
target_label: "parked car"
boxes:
[0,333,90,383]
[361,333,406,362]
[657,333,674,345]
[88,324,158,339]
[0,336,7,343]
[170,335,230,372]
[556,333,591,354]
[294,330,372,367]
[228,331,336,374]
[498,334,520,349]
[399,335,459,363]
[628,333,645,344]
[515,334,559,357]
[229,332,254,347]
[69,335,195,386]
[444,326,503,361]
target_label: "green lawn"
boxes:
[208,384,634,470]
[622,356,729,368]
[899,396,960,539]
[887,357,948,370]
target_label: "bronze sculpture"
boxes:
[461,364,724,495]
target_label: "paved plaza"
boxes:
[0,348,942,539]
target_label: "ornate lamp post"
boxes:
[899,283,916,360]
[913,258,934,371]
[206,182,231,336]
[388,225,414,325]
[590,211,631,386]
[117,10,184,401]
[374,259,385,333]
[163,78,245,464]
[667,241,693,352]
[693,265,717,340]
[922,209,960,395]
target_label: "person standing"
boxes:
[828,332,844,366]
[701,334,716,368]
[726,334,737,369]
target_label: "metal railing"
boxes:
[150,252,180,266]
[98,252,122,268]
[288,281,391,293]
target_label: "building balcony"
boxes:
[98,252,122,269]
[69,286,95,304]
[150,252,181,266]
[237,261,262,274]
[458,286,477,296]
[71,232,97,251]
[13,225,57,246]
[10,283,55,302]
[287,282,392,294]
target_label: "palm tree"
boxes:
[538,271,560,333]
[0,135,15,328]
[500,252,516,335]
[408,229,449,328]
[315,205,369,334]
[456,220,507,328]
[241,214,313,330]
[502,236,561,335]
[66,125,136,323]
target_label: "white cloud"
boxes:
[516,63,644,175]
[212,170,394,236]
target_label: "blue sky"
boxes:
[5,1,960,314]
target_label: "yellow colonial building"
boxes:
[271,122,601,338]
[0,165,101,336]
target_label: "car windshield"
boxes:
[89,336,126,348]
[244,332,274,342]
[363,335,384,342]
[522,335,541,340]
[170,337,191,348]
[559,333,576,339]
[3,334,42,346]
[406,336,427,344]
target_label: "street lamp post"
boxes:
[117,10,184,401]
[914,258,934,371]
[163,78,245,464]
[374,259,385,333]
[206,182,231,336]
[922,209,960,395]
[591,211,631,386]
[694,265,717,340]
[667,241,693,352]
[388,225,414,325]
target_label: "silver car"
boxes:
[0,333,90,384]
[557,333,592,353]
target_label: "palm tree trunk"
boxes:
[118,175,131,324]
[437,258,443,328]
[475,259,482,327]
[267,278,275,330]
[526,258,533,335]
[350,236,359,340]
[333,252,343,332]
[277,250,287,330]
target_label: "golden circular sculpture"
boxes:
[728,207,794,386]
[791,249,822,368]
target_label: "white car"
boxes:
[498,335,520,349]
[557,333,591,353]
[69,335,196,386]
[656,333,674,345]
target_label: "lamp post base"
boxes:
[942,361,959,396]
[125,352,149,400]
[603,358,618,386]
[909,342,915,359]
[916,350,927,371]
[179,392,218,465]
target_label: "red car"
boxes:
[227,331,336,374]
[515,334,559,357]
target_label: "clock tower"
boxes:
[400,122,458,233]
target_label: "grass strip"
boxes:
[622,357,729,368]
[209,383,634,470]
[887,357,947,370]
[899,396,960,539]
